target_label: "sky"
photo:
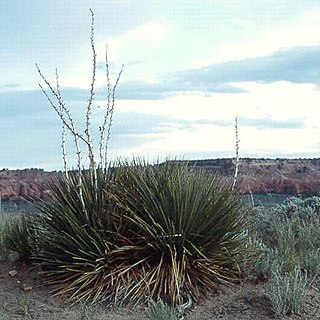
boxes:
[1,0,320,170]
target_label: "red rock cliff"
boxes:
[1,159,320,201]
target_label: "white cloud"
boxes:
[129,22,170,42]
[113,121,320,161]
[96,21,170,61]
[116,81,320,122]
[191,10,320,68]
[112,80,320,159]
[51,20,170,88]
[121,125,233,159]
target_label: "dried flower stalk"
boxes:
[231,116,240,191]
[36,8,123,216]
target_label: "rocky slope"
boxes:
[1,158,320,202]
[0,168,55,201]
[184,158,320,195]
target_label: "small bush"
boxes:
[252,243,281,279]
[146,299,179,320]
[0,219,8,261]
[0,306,9,320]
[303,249,320,277]
[33,161,252,305]
[0,214,34,261]
[265,266,311,317]
[251,198,320,278]
[77,304,97,320]
[110,161,252,304]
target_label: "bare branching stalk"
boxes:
[231,116,240,191]
[99,44,124,171]
[37,8,123,216]
[86,9,96,158]
[87,9,98,196]
[37,66,85,171]
[104,65,124,169]
[37,65,87,217]
[99,44,111,170]
[99,44,112,168]
[55,69,68,179]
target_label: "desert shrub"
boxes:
[0,306,9,320]
[271,218,305,273]
[265,266,311,317]
[146,299,179,320]
[32,161,252,305]
[251,197,320,278]
[303,249,320,277]
[108,160,252,305]
[251,242,280,279]
[77,304,97,320]
[0,217,8,261]
[250,197,320,317]
[252,196,320,235]
[31,169,116,301]
[33,7,252,306]
[0,213,34,261]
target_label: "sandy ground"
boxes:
[0,261,319,320]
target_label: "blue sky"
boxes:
[1,1,320,170]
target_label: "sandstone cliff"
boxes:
[1,158,320,202]
[0,168,55,201]
[177,158,320,195]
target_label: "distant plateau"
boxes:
[1,158,320,205]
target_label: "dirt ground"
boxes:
[0,261,319,320]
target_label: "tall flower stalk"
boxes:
[231,115,240,191]
[36,9,123,214]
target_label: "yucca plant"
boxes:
[31,168,118,301]
[32,160,252,306]
[107,160,252,305]
[34,7,250,306]
[34,10,123,288]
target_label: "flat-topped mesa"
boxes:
[1,158,320,201]
[0,168,55,201]
[170,158,320,195]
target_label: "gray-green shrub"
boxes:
[0,213,34,261]
[251,197,320,278]
[265,266,311,316]
[146,299,179,320]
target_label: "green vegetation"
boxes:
[251,197,320,316]
[252,197,320,276]
[146,299,179,320]
[0,307,9,320]
[109,161,251,305]
[77,304,98,320]
[1,185,319,319]
[265,266,311,317]
[23,7,252,312]
[0,213,34,261]
[0,8,318,318]
[29,161,251,306]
